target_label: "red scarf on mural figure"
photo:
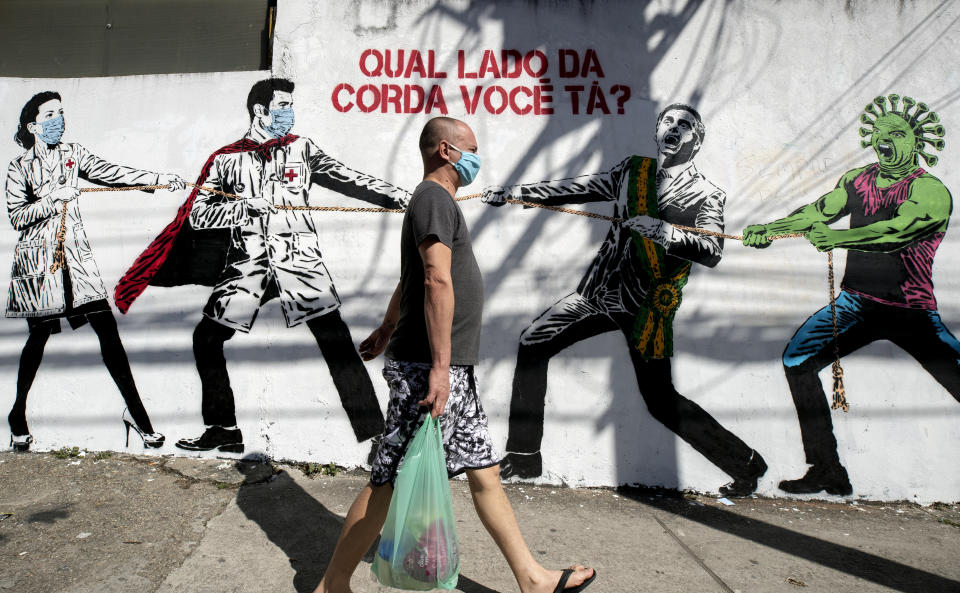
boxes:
[114,135,299,313]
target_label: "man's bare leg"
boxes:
[466,465,594,593]
[313,483,393,593]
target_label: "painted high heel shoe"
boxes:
[122,409,165,449]
[10,433,33,452]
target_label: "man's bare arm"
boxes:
[418,237,454,418]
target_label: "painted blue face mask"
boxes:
[37,115,64,145]
[265,108,294,139]
[447,143,481,186]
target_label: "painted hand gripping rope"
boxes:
[56,182,848,411]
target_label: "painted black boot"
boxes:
[779,464,852,496]
[500,451,542,480]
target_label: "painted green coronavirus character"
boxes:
[741,94,957,496]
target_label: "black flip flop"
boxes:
[552,568,597,593]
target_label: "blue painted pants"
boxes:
[783,290,960,467]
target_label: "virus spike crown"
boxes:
[873,96,887,115]
[859,93,946,166]
[888,94,900,113]
[918,112,940,127]
[919,151,939,167]
[911,102,929,126]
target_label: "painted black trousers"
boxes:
[504,292,756,480]
[782,291,960,468]
[192,310,384,440]
[10,311,153,436]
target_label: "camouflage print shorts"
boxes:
[370,359,500,486]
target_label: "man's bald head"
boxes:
[419,116,464,158]
[418,116,478,189]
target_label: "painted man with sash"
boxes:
[483,104,767,496]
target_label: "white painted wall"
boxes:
[1,0,958,503]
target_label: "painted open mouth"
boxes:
[877,142,894,158]
[663,134,680,149]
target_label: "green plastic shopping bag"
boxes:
[372,415,460,590]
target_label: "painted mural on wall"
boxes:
[2,87,955,497]
[1,0,958,503]
[481,105,766,497]
[3,84,956,498]
[743,94,954,496]
[111,78,411,454]
[6,91,185,452]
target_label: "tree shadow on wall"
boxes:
[369,0,745,301]
[412,0,770,492]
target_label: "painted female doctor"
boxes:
[6,91,184,451]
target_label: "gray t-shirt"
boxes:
[386,180,483,365]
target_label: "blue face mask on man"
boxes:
[447,143,481,186]
[264,108,295,139]
[37,115,64,145]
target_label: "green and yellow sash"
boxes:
[627,156,692,359]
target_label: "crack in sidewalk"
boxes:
[652,514,736,593]
[144,458,278,593]
[149,489,236,593]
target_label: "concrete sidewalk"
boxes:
[0,451,957,593]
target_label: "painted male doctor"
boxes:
[161,78,411,453]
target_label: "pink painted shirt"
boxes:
[840,164,944,310]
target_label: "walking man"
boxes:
[484,104,767,497]
[742,94,954,495]
[115,78,410,453]
[313,116,596,593]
